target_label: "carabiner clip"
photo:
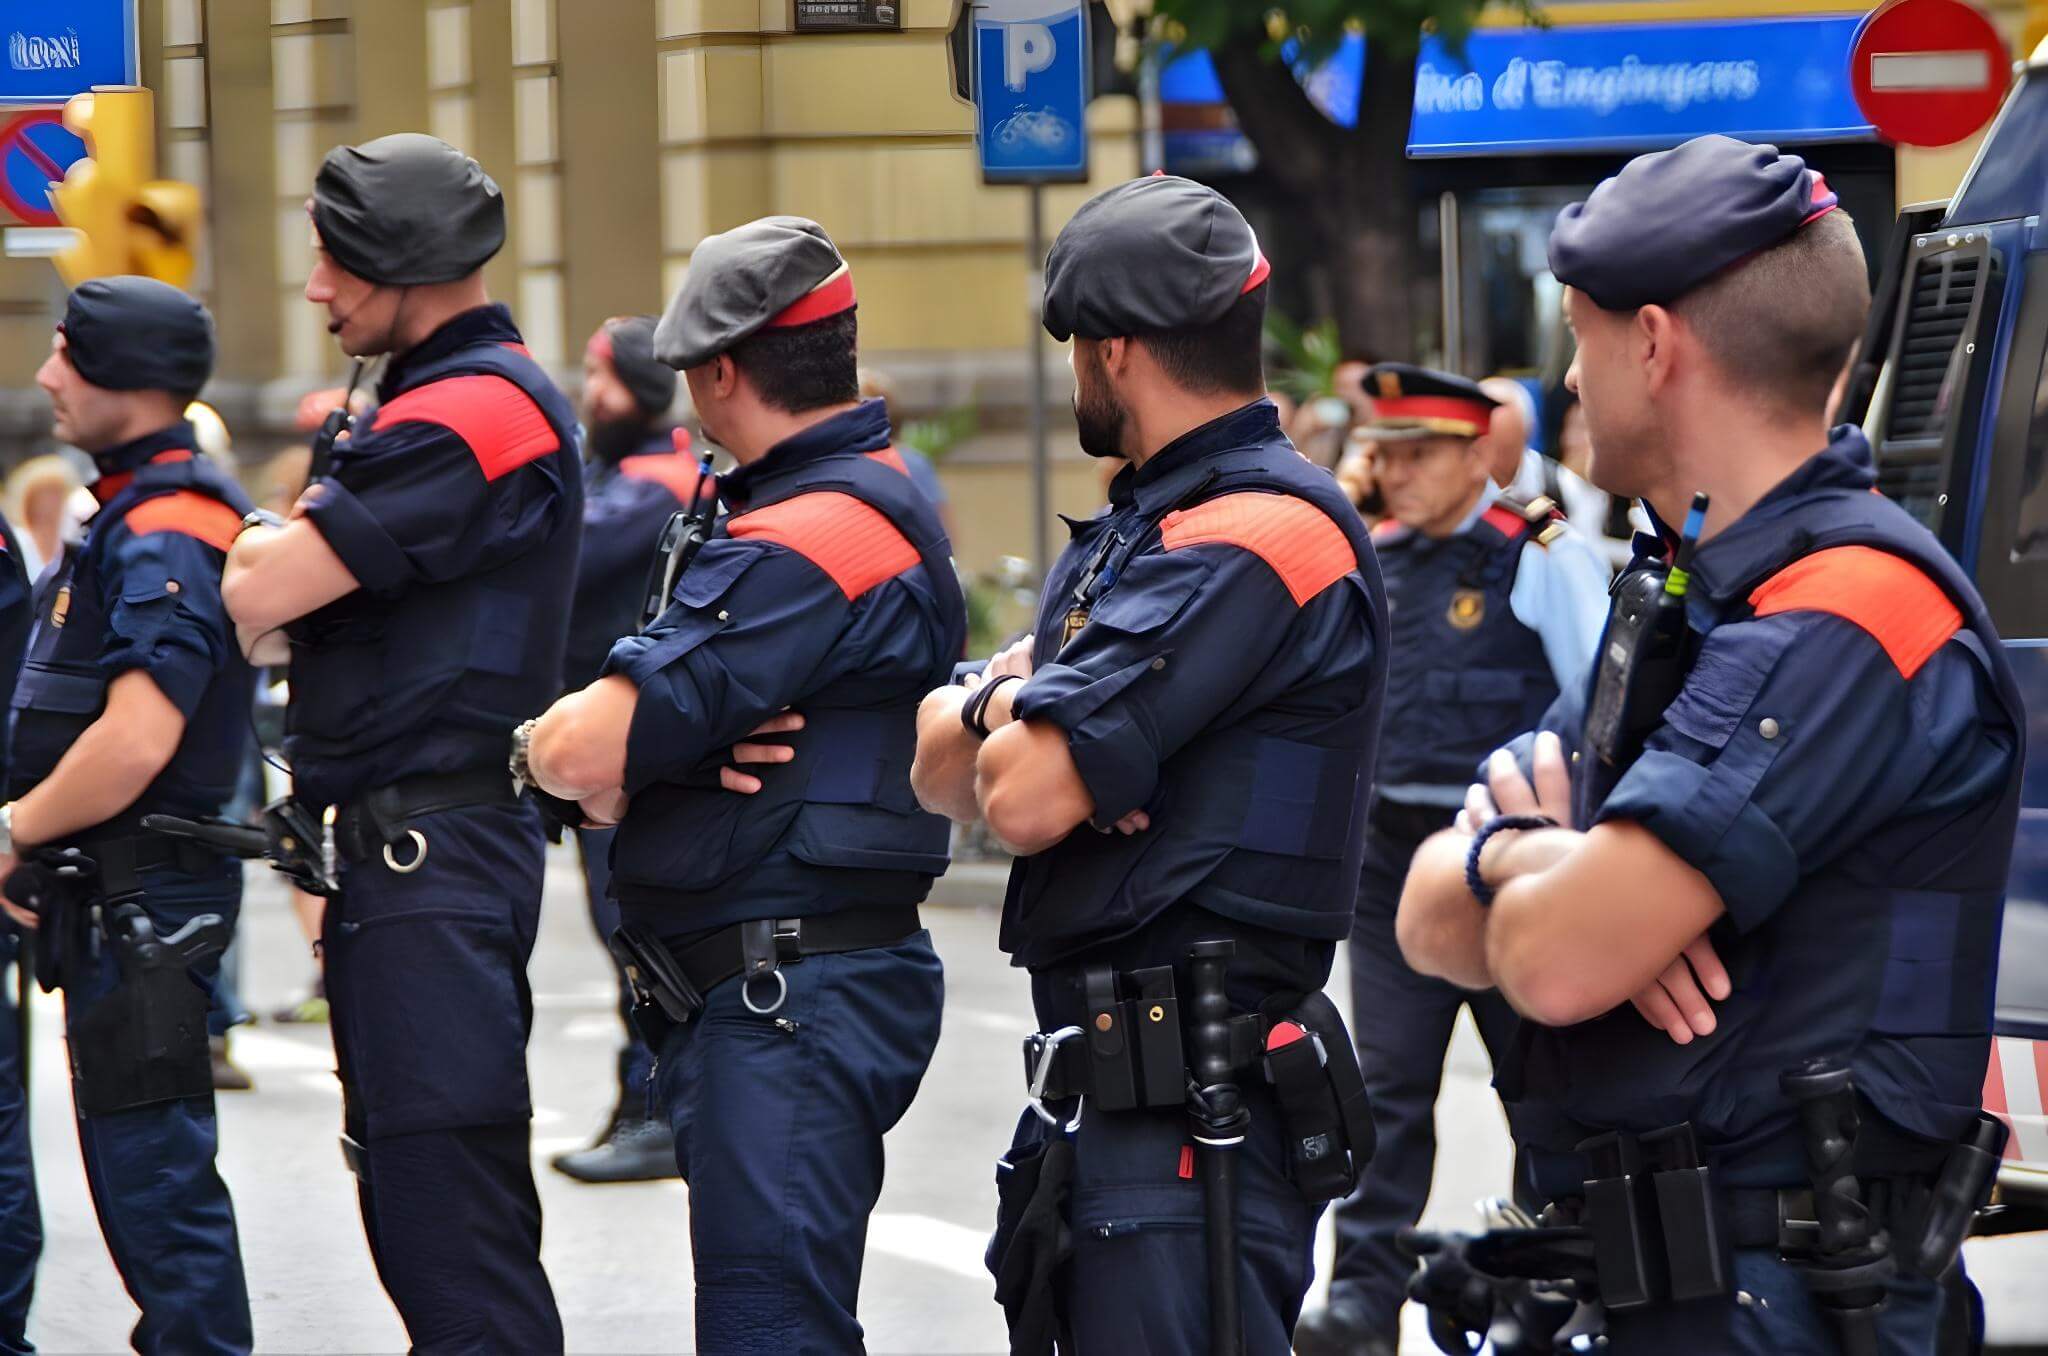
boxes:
[1026,1025,1086,1134]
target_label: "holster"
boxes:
[4,849,103,993]
[68,901,228,1116]
[989,1132,1077,1356]
[608,922,703,1051]
[1260,990,1376,1203]
[1576,1123,1731,1309]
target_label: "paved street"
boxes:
[17,846,2048,1353]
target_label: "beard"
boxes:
[586,414,652,465]
[1072,354,1128,460]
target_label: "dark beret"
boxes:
[654,216,853,370]
[1043,175,1270,342]
[1549,135,1838,311]
[589,316,676,414]
[59,276,214,397]
[1360,363,1499,441]
[312,133,506,286]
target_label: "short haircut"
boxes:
[727,309,860,414]
[1135,283,1267,396]
[1672,209,1869,417]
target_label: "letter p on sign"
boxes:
[1006,23,1055,92]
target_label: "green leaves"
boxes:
[1152,0,1538,65]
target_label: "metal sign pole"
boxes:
[1028,183,1050,581]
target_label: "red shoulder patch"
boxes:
[370,374,559,482]
[123,491,242,553]
[619,453,704,505]
[1481,504,1528,538]
[728,491,920,600]
[867,447,910,477]
[1748,545,1962,679]
[1159,492,1355,606]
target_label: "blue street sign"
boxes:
[0,111,86,225]
[973,0,1090,184]
[0,0,137,107]
[1407,16,1876,158]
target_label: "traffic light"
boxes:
[48,86,202,289]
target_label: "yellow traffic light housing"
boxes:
[48,86,202,289]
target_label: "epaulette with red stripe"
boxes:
[1480,494,1568,548]
[1158,492,1355,606]
[1748,545,1961,680]
[370,373,559,482]
[727,491,921,600]
[123,491,243,553]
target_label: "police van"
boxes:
[1840,35,2048,1243]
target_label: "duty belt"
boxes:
[332,767,520,869]
[611,903,923,1028]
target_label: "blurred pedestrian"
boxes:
[550,314,689,1185]
[4,455,80,585]
[1546,385,1644,569]
[858,368,957,536]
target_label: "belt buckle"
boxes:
[773,918,803,966]
[1776,1187,1820,1254]
[1025,1025,1085,1133]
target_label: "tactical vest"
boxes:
[285,342,583,808]
[1508,485,2024,1192]
[1000,444,1389,969]
[609,449,966,917]
[1375,499,1560,796]
[8,447,255,827]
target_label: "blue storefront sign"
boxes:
[1160,33,1363,175]
[0,0,136,106]
[1408,15,1875,157]
[974,0,1090,184]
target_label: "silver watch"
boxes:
[0,802,14,857]
[509,719,538,795]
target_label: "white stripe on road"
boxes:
[1997,1038,2048,1163]
[867,1212,991,1282]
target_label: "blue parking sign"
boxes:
[0,0,137,106]
[973,0,1090,184]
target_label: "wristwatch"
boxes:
[239,508,285,536]
[0,802,15,857]
[509,718,539,795]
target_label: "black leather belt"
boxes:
[62,830,228,893]
[333,768,519,864]
[672,904,924,1005]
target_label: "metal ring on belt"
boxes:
[381,829,428,874]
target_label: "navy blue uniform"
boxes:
[291,305,579,1353]
[991,400,1386,1351]
[7,425,252,1355]
[600,399,960,1354]
[1502,430,2022,1351]
[1327,495,1608,1337]
[0,512,36,1356]
[568,434,695,1111]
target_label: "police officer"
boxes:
[2,277,254,1354]
[1296,365,1609,1356]
[0,506,37,1356]
[222,134,576,1352]
[911,176,1386,1351]
[550,313,689,1185]
[1397,136,2022,1352]
[522,216,961,1354]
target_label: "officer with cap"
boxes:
[912,175,1386,1351]
[1,277,254,1354]
[522,215,962,1354]
[1296,363,1608,1356]
[549,313,689,1185]
[1398,134,2022,1351]
[222,133,577,1351]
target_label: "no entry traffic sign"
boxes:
[0,111,86,227]
[1851,0,2012,147]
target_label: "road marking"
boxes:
[867,1212,989,1281]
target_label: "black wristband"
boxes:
[1465,813,1558,907]
[961,672,1024,739]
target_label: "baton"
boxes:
[140,814,268,860]
[1187,939,1247,1356]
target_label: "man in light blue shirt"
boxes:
[1299,363,1609,1356]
